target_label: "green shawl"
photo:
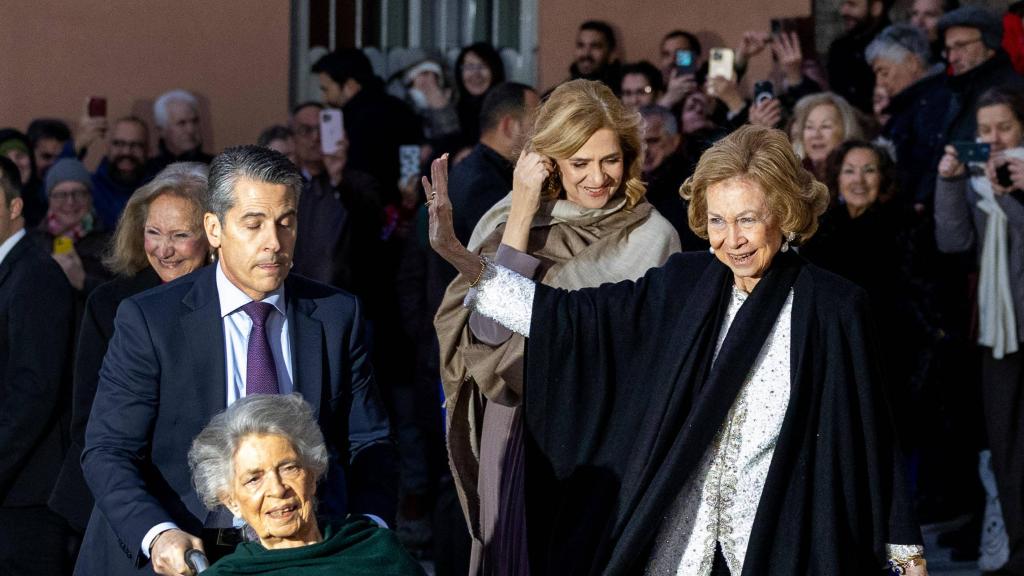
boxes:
[203,516,425,575]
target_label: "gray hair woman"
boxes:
[790,92,864,180]
[187,394,423,575]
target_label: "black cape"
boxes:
[522,251,920,574]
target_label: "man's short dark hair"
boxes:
[26,118,71,147]
[207,145,303,222]
[664,30,702,58]
[479,82,535,135]
[257,125,295,147]
[114,115,150,139]
[580,20,617,51]
[0,156,22,205]
[312,49,376,87]
[621,61,665,94]
[290,101,324,117]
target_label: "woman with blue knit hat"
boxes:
[29,158,111,296]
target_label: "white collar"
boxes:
[215,261,286,318]
[0,228,27,267]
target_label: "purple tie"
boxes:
[242,301,280,396]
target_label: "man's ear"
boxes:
[8,197,23,221]
[204,212,222,249]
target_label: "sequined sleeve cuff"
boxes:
[886,544,925,573]
[463,261,535,338]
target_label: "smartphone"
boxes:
[87,96,107,118]
[708,48,735,81]
[952,141,991,164]
[319,108,344,155]
[53,235,73,255]
[399,145,420,186]
[997,162,1014,187]
[754,80,775,105]
[675,50,697,75]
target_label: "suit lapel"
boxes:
[288,279,324,418]
[180,266,227,421]
[0,235,31,289]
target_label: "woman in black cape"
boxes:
[424,125,926,575]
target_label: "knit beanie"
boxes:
[938,6,1004,50]
[45,158,93,197]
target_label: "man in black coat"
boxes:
[827,0,893,113]
[76,146,396,576]
[313,49,422,207]
[0,156,75,575]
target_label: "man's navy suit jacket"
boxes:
[75,265,396,574]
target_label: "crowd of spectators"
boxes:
[4,1,1024,574]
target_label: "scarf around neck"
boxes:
[970,148,1021,358]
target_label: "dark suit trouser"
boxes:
[982,349,1024,574]
[0,506,70,576]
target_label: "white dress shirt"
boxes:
[142,262,294,556]
[0,229,26,267]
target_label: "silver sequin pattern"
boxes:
[647,287,924,572]
[463,262,536,338]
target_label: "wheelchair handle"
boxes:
[185,548,210,574]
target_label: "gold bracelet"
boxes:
[468,256,489,287]
[888,555,926,574]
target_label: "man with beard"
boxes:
[568,20,622,93]
[90,117,152,229]
[827,0,894,113]
[147,89,213,174]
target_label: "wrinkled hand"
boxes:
[52,250,85,291]
[986,155,1024,194]
[748,97,783,128]
[412,71,450,110]
[423,155,478,278]
[658,71,698,108]
[150,529,204,576]
[771,31,804,86]
[938,145,966,180]
[510,151,551,220]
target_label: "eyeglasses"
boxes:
[622,86,654,98]
[942,36,983,58]
[50,188,90,202]
[111,139,147,151]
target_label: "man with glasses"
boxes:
[90,117,152,229]
[638,104,704,250]
[938,6,1024,144]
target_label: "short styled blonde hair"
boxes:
[790,92,863,159]
[528,79,646,208]
[681,125,829,245]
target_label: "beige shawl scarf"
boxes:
[435,192,680,538]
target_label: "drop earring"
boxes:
[780,232,795,253]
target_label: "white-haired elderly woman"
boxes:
[789,92,864,183]
[188,394,424,576]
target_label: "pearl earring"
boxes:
[709,246,715,255]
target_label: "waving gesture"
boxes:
[423,154,481,279]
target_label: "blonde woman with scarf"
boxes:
[936,86,1024,574]
[434,79,679,575]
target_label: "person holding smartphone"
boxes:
[434,79,679,575]
[936,86,1024,575]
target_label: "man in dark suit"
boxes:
[77,146,397,576]
[0,156,75,575]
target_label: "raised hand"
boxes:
[423,154,480,279]
[749,97,783,128]
[771,31,804,87]
[502,150,552,251]
[937,145,966,180]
